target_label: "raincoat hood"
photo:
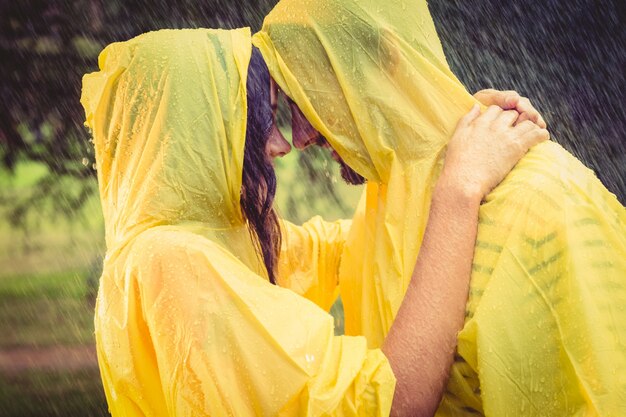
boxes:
[254,0,478,347]
[82,28,252,257]
[253,0,477,184]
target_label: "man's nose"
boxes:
[289,102,320,150]
[291,124,317,150]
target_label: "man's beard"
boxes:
[316,135,366,185]
[338,159,366,185]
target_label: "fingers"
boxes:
[518,127,550,151]
[475,88,548,129]
[495,110,519,127]
[516,112,531,125]
[512,120,538,134]
[537,114,547,129]
[474,89,520,109]
[457,104,481,128]
[476,105,505,125]
[514,97,547,129]
[515,97,539,125]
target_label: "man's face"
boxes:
[270,78,366,185]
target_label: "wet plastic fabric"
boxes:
[279,218,351,312]
[81,28,395,416]
[254,0,626,415]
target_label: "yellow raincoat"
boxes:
[81,28,395,416]
[254,0,626,415]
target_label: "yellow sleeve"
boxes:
[277,216,351,312]
[135,229,394,417]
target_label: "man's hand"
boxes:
[474,89,547,128]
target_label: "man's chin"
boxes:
[340,162,366,185]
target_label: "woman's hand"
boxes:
[440,104,550,200]
[386,102,551,417]
[385,97,549,417]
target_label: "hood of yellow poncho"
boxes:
[81,28,260,269]
[253,0,478,184]
[254,0,481,344]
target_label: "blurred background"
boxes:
[0,0,623,415]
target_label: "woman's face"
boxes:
[266,78,291,162]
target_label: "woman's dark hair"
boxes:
[240,48,281,285]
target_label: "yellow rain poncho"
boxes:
[81,28,395,416]
[254,0,626,415]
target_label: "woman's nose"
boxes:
[267,125,292,159]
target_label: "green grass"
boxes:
[0,270,88,298]
[0,270,103,415]
[0,369,108,417]
[0,270,97,349]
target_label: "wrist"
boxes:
[434,171,483,208]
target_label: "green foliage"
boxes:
[0,160,104,278]
[0,161,98,234]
